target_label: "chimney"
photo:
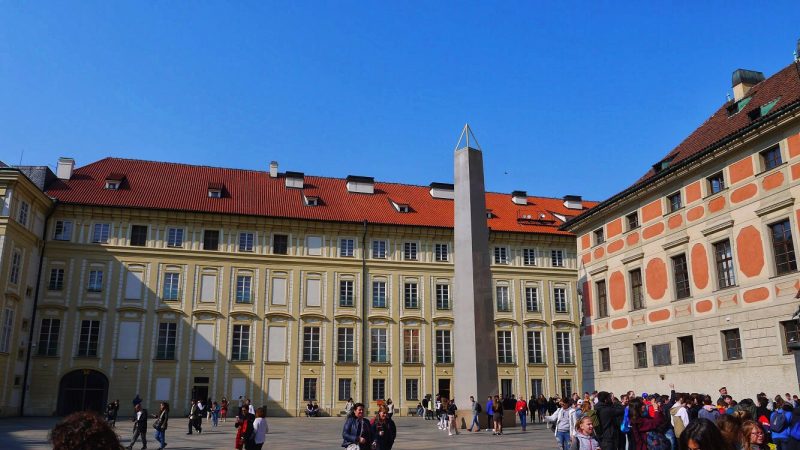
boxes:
[563,195,583,210]
[56,157,75,180]
[511,190,527,205]
[269,161,278,178]
[732,69,765,102]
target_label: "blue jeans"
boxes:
[470,413,480,430]
[154,428,166,448]
[556,430,571,450]
[665,428,677,450]
[519,412,527,430]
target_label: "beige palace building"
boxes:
[564,61,800,396]
[2,156,594,417]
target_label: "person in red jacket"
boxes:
[630,397,664,450]
[516,395,529,431]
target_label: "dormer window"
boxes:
[285,171,305,189]
[104,172,125,190]
[486,210,494,219]
[105,180,120,190]
[207,182,225,198]
[304,194,320,206]
[390,199,410,213]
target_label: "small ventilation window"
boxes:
[304,194,320,206]
[208,189,222,198]
[726,96,751,116]
[390,199,411,213]
[486,210,494,219]
[105,181,120,190]
[748,97,781,121]
[207,182,225,198]
[652,156,675,174]
[104,173,125,190]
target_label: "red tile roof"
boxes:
[45,158,597,236]
[636,62,800,185]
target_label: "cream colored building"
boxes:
[13,156,592,416]
[564,63,800,397]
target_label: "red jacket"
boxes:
[632,410,663,450]
[515,400,528,413]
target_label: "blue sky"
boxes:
[1,2,799,201]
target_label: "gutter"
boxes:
[20,199,56,416]
[561,96,800,232]
[361,220,369,404]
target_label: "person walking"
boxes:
[371,404,397,449]
[386,399,395,419]
[345,398,355,417]
[152,402,169,450]
[107,401,118,428]
[211,401,220,428]
[493,395,504,435]
[467,395,481,432]
[447,398,459,436]
[235,405,254,450]
[247,407,268,450]
[187,399,202,435]
[128,403,148,450]
[342,402,373,450]
[516,394,529,431]
[220,397,229,422]
[547,398,574,450]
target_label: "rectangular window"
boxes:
[239,232,254,252]
[551,250,564,267]
[496,285,511,312]
[338,379,352,402]
[156,322,177,360]
[403,329,420,363]
[339,280,354,307]
[783,320,800,353]
[236,275,252,303]
[303,378,317,401]
[53,220,73,241]
[678,335,695,364]
[166,227,184,248]
[306,236,322,256]
[370,328,388,363]
[434,244,449,262]
[372,280,387,308]
[372,240,387,259]
[672,254,691,299]
[634,342,648,368]
[404,282,419,309]
[48,268,64,291]
[339,238,354,257]
[494,247,508,264]
[554,287,568,313]
[92,223,110,243]
[629,269,644,310]
[0,308,14,353]
[523,248,537,266]
[652,343,671,366]
[37,318,60,356]
[596,280,608,318]
[435,284,450,310]
[599,348,610,372]
[18,201,29,226]
[501,379,513,398]
[770,220,797,275]
[497,330,513,363]
[707,172,725,194]
[556,331,573,364]
[130,225,148,246]
[303,326,321,362]
[435,329,452,364]
[761,145,782,171]
[272,234,288,255]
[714,240,736,288]
[531,379,543,398]
[231,324,251,361]
[203,230,219,251]
[527,330,543,364]
[560,379,573,399]
[594,228,605,245]
[403,242,418,261]
[722,329,742,360]
[9,250,21,285]
[668,192,682,212]
[162,273,180,301]
[87,270,103,292]
[406,379,419,401]
[337,328,354,362]
[626,212,639,230]
[77,320,100,357]
[372,379,385,401]
[525,287,539,312]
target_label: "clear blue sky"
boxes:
[1,2,799,201]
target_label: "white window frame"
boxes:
[339,238,355,258]
[92,223,111,244]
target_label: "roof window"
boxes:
[390,199,410,213]
[652,156,675,174]
[208,182,224,198]
[429,182,454,200]
[303,194,320,206]
[285,171,304,189]
[104,172,125,190]
[486,210,494,219]
[511,190,528,205]
[346,175,374,194]
[748,97,781,121]
[726,96,751,116]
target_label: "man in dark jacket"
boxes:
[596,391,625,450]
[128,403,147,450]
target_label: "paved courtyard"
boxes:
[0,415,556,449]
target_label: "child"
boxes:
[212,401,220,427]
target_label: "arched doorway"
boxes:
[57,369,109,415]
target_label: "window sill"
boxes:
[526,363,547,367]
[770,269,800,280]
[369,362,391,366]
[153,358,177,362]
[755,161,787,178]
[232,360,254,364]
[703,187,729,201]
[113,358,140,362]
[190,359,216,363]
[75,355,99,359]
[434,362,454,367]
[264,361,289,365]
[336,361,359,366]
[663,206,684,218]
[301,360,323,365]
[496,362,517,367]
[712,284,739,293]
[34,354,60,359]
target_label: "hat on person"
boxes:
[642,392,648,399]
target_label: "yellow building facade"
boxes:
[15,157,590,417]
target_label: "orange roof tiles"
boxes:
[46,158,597,236]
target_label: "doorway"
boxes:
[57,369,108,415]
[438,379,450,400]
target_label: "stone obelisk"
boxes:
[453,125,498,427]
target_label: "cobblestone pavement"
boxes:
[0,415,555,449]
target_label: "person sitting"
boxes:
[305,401,315,417]
[311,402,320,417]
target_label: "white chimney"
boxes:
[732,69,765,102]
[56,157,75,180]
[269,161,278,178]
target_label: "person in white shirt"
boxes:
[249,406,268,450]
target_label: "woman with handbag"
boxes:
[152,402,169,450]
[342,403,373,450]
[235,406,254,450]
[371,404,397,449]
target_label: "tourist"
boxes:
[106,401,118,428]
[50,411,124,450]
[718,414,743,450]
[128,402,148,450]
[211,401,220,427]
[528,395,537,423]
[742,420,768,450]
[371,404,397,449]
[187,399,203,435]
[537,394,548,423]
[596,391,625,450]
[386,399,394,419]
[486,395,494,430]
[516,393,529,431]
[771,396,793,450]
[547,398,574,450]
[247,407,268,450]
[341,402,372,450]
[630,396,665,450]
[467,395,481,432]
[345,398,355,417]
[220,397,229,422]
[679,418,733,450]
[437,398,447,430]
[570,416,600,450]
[235,406,254,450]
[153,401,169,450]
[421,395,430,420]
[447,397,459,436]
[493,394,504,435]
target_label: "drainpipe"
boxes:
[361,220,368,404]
[20,201,55,416]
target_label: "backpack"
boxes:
[646,430,671,450]
[585,408,600,428]
[475,402,482,413]
[771,410,788,433]
[620,406,631,433]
